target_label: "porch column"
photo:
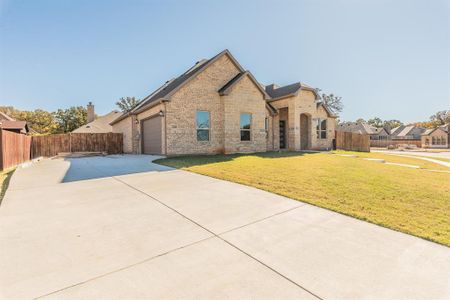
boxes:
[288,101,301,151]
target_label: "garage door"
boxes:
[141,116,162,154]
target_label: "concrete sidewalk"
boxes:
[1,155,449,299]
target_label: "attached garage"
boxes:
[141,116,162,154]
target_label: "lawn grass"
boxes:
[0,168,15,206]
[156,151,450,246]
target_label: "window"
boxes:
[240,113,251,141]
[265,117,269,132]
[316,119,327,139]
[432,137,436,145]
[425,138,429,145]
[196,111,210,141]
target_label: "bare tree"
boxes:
[315,89,343,114]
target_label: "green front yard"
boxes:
[156,151,450,246]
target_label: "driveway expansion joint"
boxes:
[111,174,323,299]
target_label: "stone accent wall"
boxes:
[112,117,133,153]
[223,75,268,153]
[312,105,336,150]
[269,90,336,151]
[165,54,241,155]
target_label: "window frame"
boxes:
[316,118,327,140]
[196,110,210,142]
[240,112,252,141]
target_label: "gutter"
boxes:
[110,99,169,125]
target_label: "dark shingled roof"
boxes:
[265,82,302,98]
[265,82,319,100]
[131,50,245,115]
[218,72,247,95]
[132,60,209,114]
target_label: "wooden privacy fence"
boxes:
[0,129,31,171]
[335,131,370,152]
[31,133,123,158]
[370,139,422,148]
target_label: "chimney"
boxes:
[87,102,95,123]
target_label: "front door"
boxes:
[279,120,286,149]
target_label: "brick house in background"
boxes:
[421,123,450,148]
[110,50,336,155]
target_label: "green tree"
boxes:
[116,97,139,112]
[429,110,450,126]
[367,117,383,128]
[383,119,403,129]
[53,106,87,133]
[355,118,366,124]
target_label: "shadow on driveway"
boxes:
[62,155,173,183]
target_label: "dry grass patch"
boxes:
[0,169,14,206]
[156,151,450,246]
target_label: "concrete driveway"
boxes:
[1,155,449,299]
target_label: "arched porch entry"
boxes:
[300,113,311,150]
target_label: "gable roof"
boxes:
[73,111,121,133]
[422,126,448,136]
[337,122,378,134]
[265,82,319,100]
[132,49,245,115]
[218,71,270,99]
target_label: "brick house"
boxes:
[110,50,336,155]
[421,123,450,148]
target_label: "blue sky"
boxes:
[1,0,449,123]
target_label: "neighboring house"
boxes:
[337,122,389,141]
[0,112,30,134]
[390,125,425,140]
[421,123,450,148]
[73,102,121,133]
[110,49,336,155]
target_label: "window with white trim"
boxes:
[316,118,327,139]
[196,111,210,141]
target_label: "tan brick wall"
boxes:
[112,117,133,153]
[165,54,241,155]
[422,129,449,148]
[223,75,268,153]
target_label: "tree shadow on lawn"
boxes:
[154,151,323,169]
